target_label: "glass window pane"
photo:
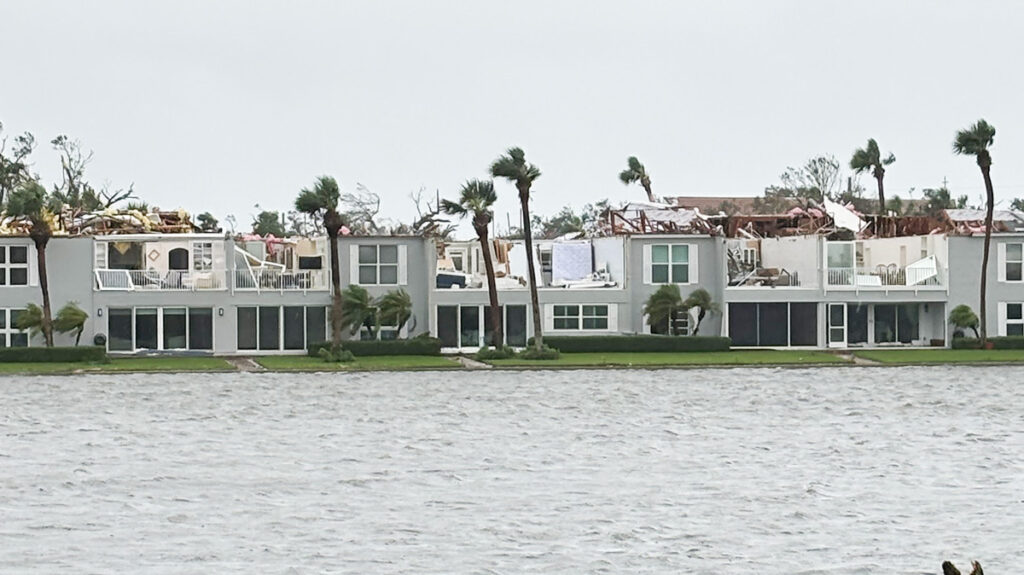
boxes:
[379,245,398,264]
[0,269,6,285]
[827,243,854,268]
[437,306,458,348]
[9,309,21,330]
[10,268,27,285]
[9,246,27,264]
[358,265,377,284]
[1007,263,1022,282]
[1008,324,1024,336]
[305,306,327,346]
[108,308,133,351]
[671,245,688,263]
[237,307,257,350]
[379,265,398,284]
[0,334,6,347]
[671,264,689,283]
[380,328,398,341]
[10,332,27,347]
[135,308,158,349]
[358,245,377,264]
[758,303,788,346]
[0,248,5,263]
[258,306,280,350]
[829,304,844,326]
[874,304,897,344]
[0,310,5,329]
[1007,243,1023,261]
[651,245,669,263]
[506,305,527,347]
[189,308,213,350]
[283,306,305,350]
[163,308,187,349]
[1008,304,1023,321]
[728,303,758,346]
[582,317,608,330]
[554,318,579,330]
[652,264,669,283]
[460,306,480,347]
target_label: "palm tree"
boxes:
[442,179,503,348]
[850,139,895,215]
[339,284,378,338]
[6,181,57,346]
[54,301,89,345]
[953,119,997,346]
[619,156,655,203]
[490,148,542,350]
[13,303,45,340]
[644,284,686,335]
[295,176,346,344]
[682,288,720,335]
[377,289,413,337]
[948,304,980,339]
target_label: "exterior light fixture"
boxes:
[218,307,225,316]
[97,308,103,317]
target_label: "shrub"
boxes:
[307,337,442,357]
[952,336,1024,350]
[318,345,355,363]
[527,335,731,353]
[0,346,107,363]
[518,346,561,360]
[474,346,516,360]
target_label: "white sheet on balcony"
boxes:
[551,242,592,282]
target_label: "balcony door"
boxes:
[828,303,847,348]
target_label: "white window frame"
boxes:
[545,303,616,332]
[192,242,214,272]
[999,302,1024,336]
[998,242,1023,283]
[0,245,30,287]
[645,312,690,336]
[0,308,30,347]
[643,243,697,285]
[106,306,215,352]
[350,244,407,285]
[235,305,329,352]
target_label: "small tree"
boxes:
[682,288,720,336]
[14,303,45,340]
[644,284,686,335]
[850,139,895,215]
[339,284,378,339]
[377,289,413,337]
[619,156,655,203]
[7,182,58,346]
[54,302,89,345]
[252,210,286,236]
[949,304,980,338]
[196,212,221,233]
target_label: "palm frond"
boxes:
[953,119,996,156]
[377,289,412,332]
[295,175,340,214]
[340,284,376,336]
[14,303,44,334]
[643,284,683,326]
[53,301,88,334]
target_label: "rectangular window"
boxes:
[553,305,579,330]
[358,245,400,285]
[553,304,609,330]
[305,306,327,347]
[437,306,458,348]
[192,242,214,271]
[460,306,479,347]
[1006,243,1023,282]
[135,308,158,350]
[283,306,305,350]
[582,305,609,330]
[0,308,30,347]
[728,302,818,347]
[0,245,30,286]
[163,308,188,349]
[188,308,214,350]
[237,307,257,350]
[506,305,527,347]
[258,306,280,350]
[109,308,134,351]
[1006,303,1024,336]
[650,244,690,284]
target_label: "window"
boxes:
[358,245,398,285]
[1005,243,1022,282]
[727,302,819,347]
[650,313,689,336]
[0,245,29,286]
[359,311,400,341]
[163,308,188,349]
[237,306,328,351]
[1006,303,1024,336]
[438,304,528,348]
[108,307,214,351]
[192,242,214,271]
[650,244,690,284]
[553,304,609,331]
[0,308,30,347]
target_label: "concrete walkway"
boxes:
[225,357,266,372]
[835,353,881,366]
[454,356,492,369]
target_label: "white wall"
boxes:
[759,236,819,287]
[592,236,625,284]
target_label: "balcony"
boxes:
[233,268,330,292]
[827,256,944,289]
[95,269,228,291]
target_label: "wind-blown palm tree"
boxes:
[377,289,413,337]
[682,288,720,335]
[340,284,378,338]
[295,176,346,344]
[54,301,89,345]
[619,156,655,203]
[6,181,57,346]
[850,139,895,216]
[442,179,503,348]
[644,284,686,335]
[490,148,542,350]
[954,119,997,346]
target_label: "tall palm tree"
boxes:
[644,284,685,335]
[682,288,720,335]
[442,179,503,348]
[490,148,542,350]
[953,119,997,346]
[619,156,655,203]
[295,176,346,344]
[377,289,413,337]
[6,181,57,346]
[850,139,895,215]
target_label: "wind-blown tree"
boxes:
[490,148,543,350]
[619,156,655,203]
[948,304,980,339]
[13,303,44,340]
[644,284,686,335]
[54,301,89,345]
[7,182,57,346]
[850,139,895,215]
[296,176,347,344]
[953,119,997,346]
[682,288,720,335]
[196,212,221,233]
[377,288,413,337]
[252,210,286,236]
[923,186,968,217]
[0,123,36,204]
[340,284,378,338]
[442,179,503,348]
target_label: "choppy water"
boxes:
[1,367,1022,574]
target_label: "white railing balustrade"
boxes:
[233,268,329,291]
[94,269,228,291]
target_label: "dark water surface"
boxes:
[1,367,1022,573]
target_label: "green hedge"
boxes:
[307,338,442,357]
[0,346,107,363]
[527,335,731,353]
[952,336,1024,350]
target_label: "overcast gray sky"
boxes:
[4,0,1023,233]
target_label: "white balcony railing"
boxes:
[827,258,944,288]
[233,268,330,291]
[95,269,229,291]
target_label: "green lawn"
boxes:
[486,350,848,368]
[255,355,462,371]
[853,349,1024,364]
[0,356,235,375]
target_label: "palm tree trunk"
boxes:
[642,181,655,203]
[979,165,995,345]
[876,174,886,218]
[519,187,543,351]
[476,224,503,348]
[34,239,54,347]
[328,230,343,344]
